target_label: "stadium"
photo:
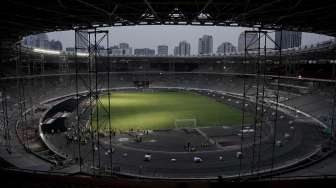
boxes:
[1,0,336,187]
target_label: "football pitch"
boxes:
[92,91,253,131]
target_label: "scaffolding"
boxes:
[74,28,112,175]
[237,29,285,177]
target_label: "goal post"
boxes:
[174,118,197,129]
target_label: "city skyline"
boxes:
[46,25,334,55]
[48,26,332,54]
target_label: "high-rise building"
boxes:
[157,45,169,56]
[119,43,132,55]
[22,34,63,51]
[275,31,302,49]
[22,33,50,49]
[109,45,122,56]
[173,46,179,56]
[121,48,132,56]
[49,40,63,51]
[134,48,155,56]
[108,43,132,56]
[119,43,129,49]
[217,42,237,55]
[238,31,259,52]
[198,35,213,55]
[174,41,191,56]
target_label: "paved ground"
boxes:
[0,75,331,179]
[40,89,325,178]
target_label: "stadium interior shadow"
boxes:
[1,168,336,188]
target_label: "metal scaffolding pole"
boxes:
[239,29,284,177]
[270,29,283,174]
[88,31,96,174]
[94,28,101,170]
[106,32,113,176]
[16,42,29,151]
[238,31,249,177]
[331,63,336,139]
[74,28,82,172]
[1,87,10,153]
[251,29,262,174]
[75,28,109,175]
[256,31,268,176]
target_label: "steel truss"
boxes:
[238,29,285,177]
[74,28,112,175]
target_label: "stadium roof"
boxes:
[1,0,336,46]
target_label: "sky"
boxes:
[47,25,334,54]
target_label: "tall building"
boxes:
[217,42,237,55]
[173,46,179,56]
[119,43,129,49]
[22,33,50,49]
[22,33,63,51]
[275,31,302,49]
[157,45,169,56]
[49,40,63,51]
[198,35,213,55]
[109,45,122,56]
[174,41,191,56]
[119,43,132,55]
[134,48,155,56]
[238,31,259,52]
[108,43,132,56]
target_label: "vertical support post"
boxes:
[1,87,10,153]
[88,31,96,174]
[94,28,101,170]
[16,42,29,151]
[251,29,262,173]
[74,28,82,172]
[238,31,248,177]
[331,64,336,139]
[74,28,110,175]
[107,31,113,176]
[270,29,283,173]
[256,32,268,176]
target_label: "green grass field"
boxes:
[92,91,253,131]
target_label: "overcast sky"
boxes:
[47,25,334,54]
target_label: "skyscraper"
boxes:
[198,35,213,55]
[119,43,132,55]
[174,46,179,56]
[134,48,155,56]
[174,41,191,56]
[49,40,63,51]
[217,42,237,55]
[22,33,50,49]
[109,45,123,56]
[22,33,63,51]
[108,43,132,56]
[157,45,169,56]
[119,43,129,49]
[238,31,259,52]
[275,31,302,49]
